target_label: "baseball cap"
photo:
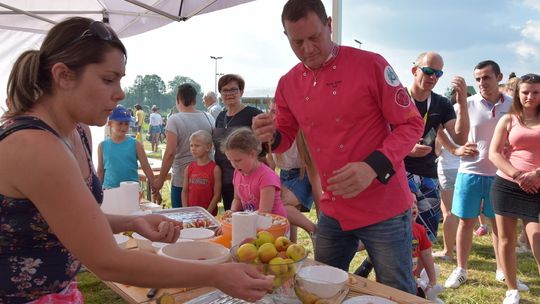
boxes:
[109,105,132,122]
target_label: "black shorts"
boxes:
[491,175,540,222]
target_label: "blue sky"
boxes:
[2,0,540,106]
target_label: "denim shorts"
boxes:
[149,125,161,135]
[280,168,313,212]
[452,172,495,219]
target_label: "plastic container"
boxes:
[221,213,289,241]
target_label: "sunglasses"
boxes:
[521,73,540,82]
[416,66,444,78]
[64,21,115,49]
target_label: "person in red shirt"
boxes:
[252,0,423,294]
[182,130,221,216]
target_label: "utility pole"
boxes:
[354,39,362,49]
[210,56,223,93]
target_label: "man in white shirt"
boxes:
[148,105,163,152]
[203,91,222,120]
[444,60,528,294]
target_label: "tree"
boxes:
[167,76,205,111]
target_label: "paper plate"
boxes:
[180,228,215,240]
[343,295,397,304]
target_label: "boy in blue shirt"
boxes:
[98,105,155,189]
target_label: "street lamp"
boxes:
[210,56,223,93]
[354,39,362,49]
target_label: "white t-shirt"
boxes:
[458,93,512,176]
[149,112,162,127]
[437,103,461,170]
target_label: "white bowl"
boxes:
[297,265,349,298]
[158,241,229,264]
[151,238,193,253]
[114,234,130,248]
[132,232,154,252]
[180,228,215,240]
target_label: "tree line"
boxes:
[122,74,205,113]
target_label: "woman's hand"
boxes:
[212,263,274,301]
[132,214,181,243]
[516,171,540,194]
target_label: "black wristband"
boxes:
[270,131,282,150]
[364,150,395,184]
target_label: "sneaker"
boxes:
[474,225,488,236]
[444,267,467,288]
[503,289,520,304]
[495,270,529,292]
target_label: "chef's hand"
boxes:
[252,113,276,143]
[327,162,377,198]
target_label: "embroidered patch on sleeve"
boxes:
[384,66,401,87]
[395,88,411,107]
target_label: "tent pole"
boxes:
[123,0,182,21]
[0,2,56,24]
[331,0,342,44]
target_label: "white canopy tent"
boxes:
[0,0,255,162]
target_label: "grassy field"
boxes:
[77,145,539,303]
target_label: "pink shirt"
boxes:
[274,46,424,230]
[497,114,540,181]
[233,164,287,217]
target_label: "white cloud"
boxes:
[521,20,540,42]
[510,41,540,60]
[523,0,540,11]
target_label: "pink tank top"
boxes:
[497,114,540,181]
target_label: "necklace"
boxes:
[224,105,245,129]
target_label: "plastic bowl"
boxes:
[113,234,129,248]
[180,227,215,241]
[296,265,349,299]
[151,238,193,253]
[132,232,153,253]
[158,241,230,264]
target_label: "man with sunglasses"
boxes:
[405,52,469,244]
[444,60,529,293]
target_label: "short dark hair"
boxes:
[474,60,501,76]
[281,0,328,26]
[176,83,197,106]
[218,74,245,92]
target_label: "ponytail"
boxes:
[4,50,42,120]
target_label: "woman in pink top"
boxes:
[223,128,287,217]
[489,73,540,303]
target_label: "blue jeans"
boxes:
[171,185,183,208]
[315,210,416,295]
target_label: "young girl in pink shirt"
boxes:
[223,128,287,217]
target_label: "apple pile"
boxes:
[234,231,307,289]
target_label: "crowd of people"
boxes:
[0,0,538,303]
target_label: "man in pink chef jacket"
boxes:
[252,0,424,294]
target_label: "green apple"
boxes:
[286,244,306,262]
[274,236,292,252]
[257,242,278,263]
[256,231,275,247]
[236,243,257,263]
[268,257,288,275]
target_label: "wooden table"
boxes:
[103,241,432,304]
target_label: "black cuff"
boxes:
[270,131,282,150]
[364,150,395,184]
